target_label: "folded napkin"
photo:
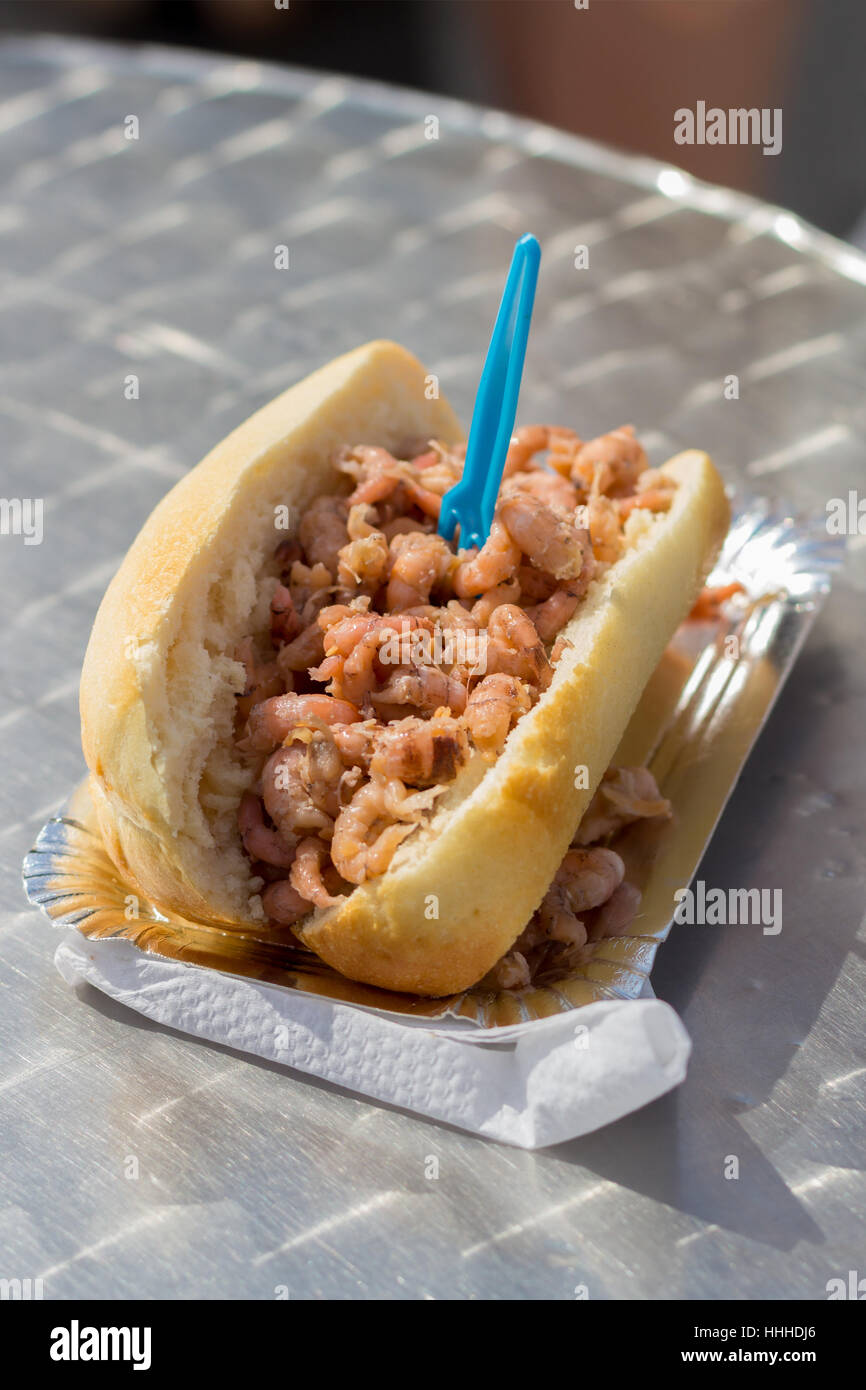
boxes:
[55,934,690,1148]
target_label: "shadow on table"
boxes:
[546,625,864,1252]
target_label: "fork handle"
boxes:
[438,234,541,550]
[480,235,541,533]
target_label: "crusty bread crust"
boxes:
[81,339,729,993]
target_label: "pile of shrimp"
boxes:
[484,765,672,990]
[232,422,678,942]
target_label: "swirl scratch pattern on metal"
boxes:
[23,502,841,1028]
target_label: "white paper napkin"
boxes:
[55,934,691,1149]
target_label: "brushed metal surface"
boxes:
[2,36,865,1300]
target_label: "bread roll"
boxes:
[80,339,728,994]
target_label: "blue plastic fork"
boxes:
[438,233,541,551]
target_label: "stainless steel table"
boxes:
[2,35,864,1301]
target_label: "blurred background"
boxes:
[2,0,865,243]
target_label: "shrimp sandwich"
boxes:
[80,340,728,996]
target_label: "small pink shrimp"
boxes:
[537,879,588,946]
[276,621,325,675]
[555,847,625,912]
[485,604,552,691]
[339,446,405,505]
[243,693,360,752]
[330,719,377,768]
[482,951,532,990]
[290,836,347,909]
[308,604,372,684]
[330,780,416,884]
[409,453,462,493]
[335,613,431,705]
[573,765,671,845]
[463,673,533,755]
[274,537,303,574]
[280,592,366,678]
[403,479,443,519]
[381,515,431,542]
[470,579,521,626]
[453,519,522,599]
[586,494,623,565]
[410,449,439,470]
[571,425,647,497]
[234,638,284,726]
[346,503,377,540]
[386,531,453,610]
[308,653,344,689]
[368,715,470,786]
[321,609,376,655]
[505,468,580,514]
[298,495,349,572]
[371,665,468,716]
[289,560,333,622]
[269,582,301,647]
[524,582,582,643]
[501,425,551,476]
[618,489,673,519]
[337,534,389,590]
[262,877,311,925]
[237,792,297,869]
[498,493,591,581]
[405,600,479,634]
[635,467,677,493]
[443,598,479,630]
[262,736,342,841]
[501,425,581,477]
[516,563,558,603]
[585,880,642,941]
[545,427,583,477]
[338,622,389,705]
[688,581,745,622]
[336,505,389,590]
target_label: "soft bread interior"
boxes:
[80,341,462,926]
